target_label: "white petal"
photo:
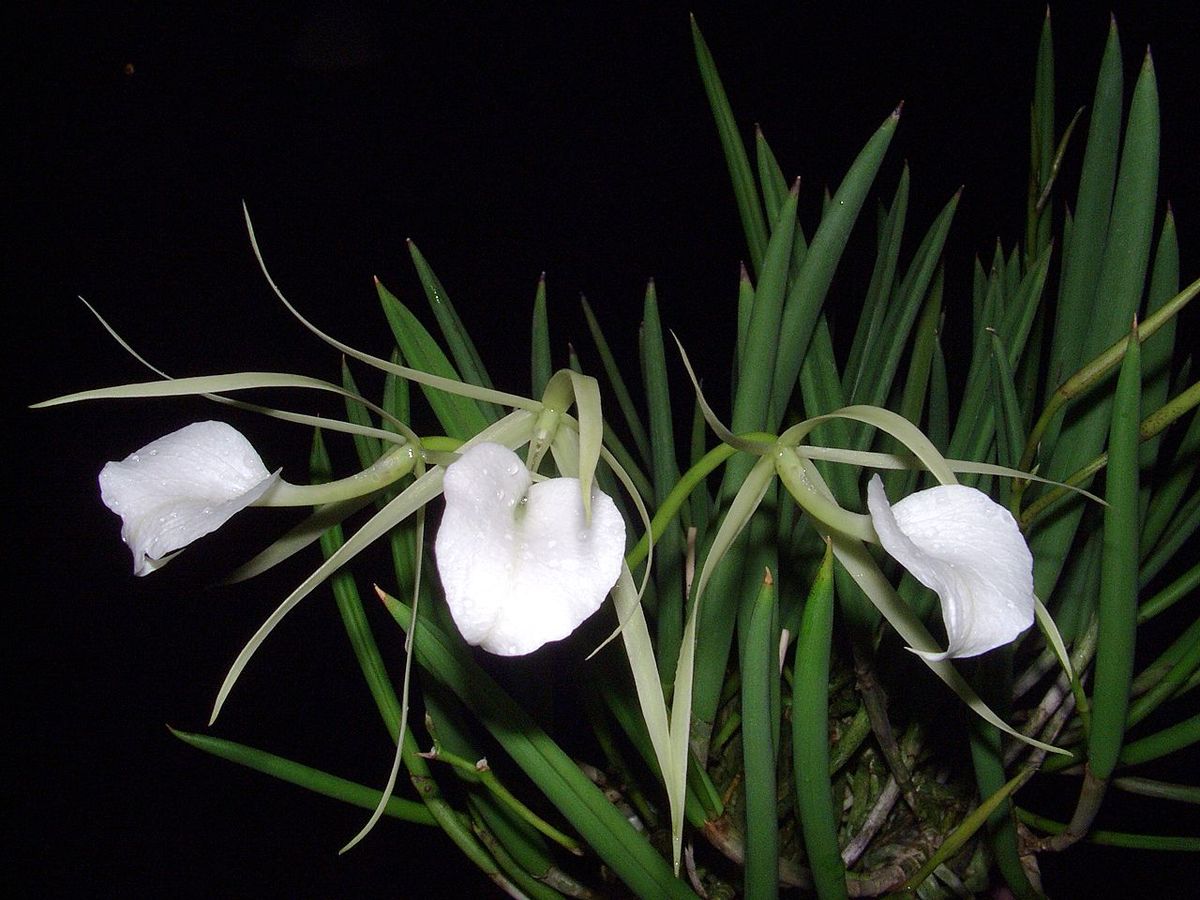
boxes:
[866,475,1035,659]
[99,421,279,576]
[434,442,625,656]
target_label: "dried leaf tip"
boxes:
[891,100,905,119]
[762,567,774,586]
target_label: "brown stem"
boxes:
[852,644,920,814]
[1040,765,1108,851]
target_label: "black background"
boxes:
[10,2,1199,896]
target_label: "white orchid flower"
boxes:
[100,421,280,576]
[865,474,1035,660]
[435,442,625,656]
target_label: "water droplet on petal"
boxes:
[507,462,520,476]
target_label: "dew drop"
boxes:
[148,448,158,456]
[130,454,141,463]
[506,462,520,476]
[578,530,589,541]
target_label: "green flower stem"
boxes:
[423,746,584,856]
[306,434,508,877]
[260,443,418,506]
[626,441,740,570]
[1020,379,1200,527]
[775,447,874,541]
[168,728,436,825]
[1017,274,1200,480]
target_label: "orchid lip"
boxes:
[434,442,625,656]
[99,421,277,575]
[866,474,1036,659]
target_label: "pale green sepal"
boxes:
[609,563,681,872]
[778,404,957,487]
[568,370,604,522]
[672,332,773,454]
[242,204,540,412]
[669,453,777,868]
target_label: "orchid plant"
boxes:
[37,12,1199,899]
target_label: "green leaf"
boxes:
[169,728,436,825]
[1088,321,1141,781]
[531,274,551,399]
[407,240,499,403]
[741,569,781,900]
[1035,44,1159,600]
[768,109,898,427]
[641,280,685,683]
[691,16,767,273]
[381,592,696,898]
[791,545,847,900]
[341,360,383,467]
[1121,712,1200,766]
[755,125,789,226]
[844,166,909,400]
[377,280,493,440]
[1043,19,1123,399]
[581,296,652,467]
